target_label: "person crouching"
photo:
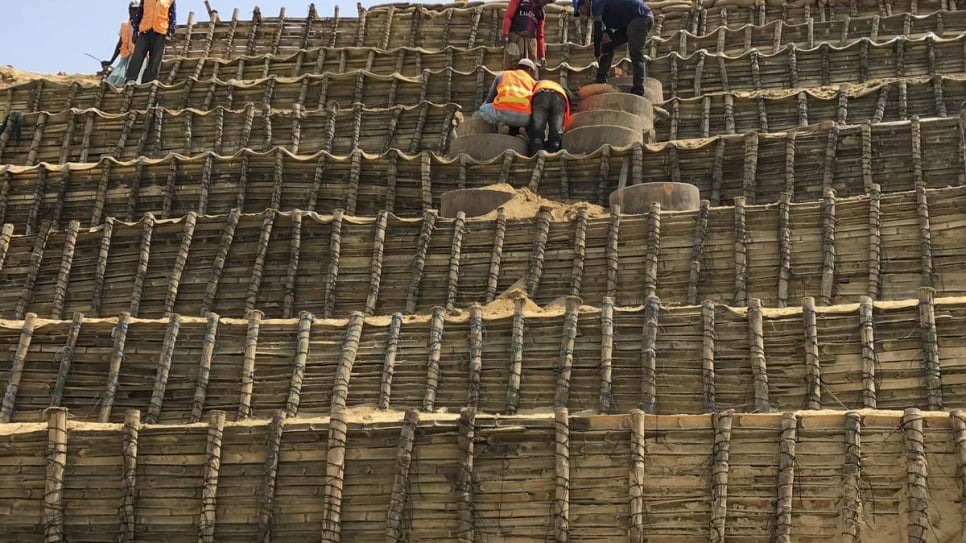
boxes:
[528,79,571,155]
[479,58,537,137]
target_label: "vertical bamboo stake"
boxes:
[950,410,966,531]
[50,312,83,408]
[422,307,447,412]
[843,411,863,542]
[506,295,527,414]
[628,409,646,543]
[345,150,362,215]
[709,410,733,543]
[820,188,837,305]
[743,133,759,203]
[733,197,748,307]
[406,209,438,313]
[686,201,710,305]
[702,300,717,412]
[554,296,582,409]
[867,184,882,300]
[526,206,553,299]
[861,124,874,193]
[256,410,286,542]
[569,207,589,297]
[118,409,140,543]
[802,297,822,410]
[201,209,240,315]
[773,412,797,543]
[748,298,769,413]
[918,286,943,410]
[420,152,433,212]
[638,295,661,413]
[822,127,838,193]
[199,410,226,543]
[323,209,344,318]
[145,313,180,424]
[0,223,14,272]
[282,212,302,318]
[599,297,615,414]
[163,211,197,317]
[858,297,878,408]
[915,183,935,287]
[128,213,155,318]
[385,409,420,543]
[27,165,47,235]
[467,304,483,409]
[15,220,51,319]
[238,309,264,420]
[0,312,38,422]
[43,406,68,543]
[285,312,314,417]
[606,205,621,300]
[777,193,792,308]
[553,406,570,543]
[364,211,390,316]
[710,139,726,206]
[191,312,220,423]
[321,311,366,543]
[484,208,507,303]
[784,132,797,197]
[903,408,929,543]
[445,212,466,312]
[100,312,131,423]
[644,203,661,299]
[457,407,476,543]
[245,210,276,313]
[378,313,403,410]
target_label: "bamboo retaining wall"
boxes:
[0,183,961,319]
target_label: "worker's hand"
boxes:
[538,58,547,68]
[601,32,612,45]
[101,60,112,68]
[502,34,509,44]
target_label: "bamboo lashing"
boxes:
[190,312,220,423]
[570,207,589,297]
[606,205,621,300]
[687,201,710,305]
[237,309,264,420]
[119,409,140,543]
[733,197,748,306]
[163,212,197,317]
[803,298,822,410]
[644,203,661,299]
[867,184,882,300]
[820,188,837,306]
[145,313,181,424]
[951,410,966,531]
[446,212,466,312]
[777,193,792,308]
[15,220,51,319]
[199,410,227,543]
[245,210,276,312]
[385,409,420,543]
[127,213,155,317]
[366,211,390,316]
[43,407,68,543]
[282,212,303,318]
[406,209,438,312]
[0,312,38,422]
[323,209,344,318]
[702,300,717,412]
[526,206,554,299]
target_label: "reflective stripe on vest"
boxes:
[493,70,535,115]
[532,80,571,128]
[140,0,173,34]
[119,21,135,58]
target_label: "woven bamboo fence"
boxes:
[0,102,459,166]
[0,113,962,229]
[0,182,960,320]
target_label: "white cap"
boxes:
[517,58,537,71]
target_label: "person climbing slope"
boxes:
[126,0,177,84]
[574,0,654,96]
[527,78,572,155]
[502,0,552,69]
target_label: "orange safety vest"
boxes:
[139,0,174,35]
[119,21,136,58]
[532,79,571,128]
[493,70,535,115]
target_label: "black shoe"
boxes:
[546,140,561,153]
[594,75,608,84]
[508,126,520,137]
[630,87,645,96]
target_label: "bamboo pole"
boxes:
[710,139,726,205]
[606,205,621,300]
[446,212,466,312]
[191,312,220,423]
[406,209,438,312]
[506,295,527,415]
[570,207,589,297]
[238,309,264,420]
[43,407,68,543]
[323,209,345,318]
[644,203,661,299]
[861,124,874,192]
[245,210,276,312]
[257,410,286,543]
[127,213,155,318]
[915,183,935,288]
[100,312,131,423]
[640,295,660,413]
[379,313,403,410]
[50,312,83,408]
[118,409,140,543]
[710,410,733,543]
[599,296,614,414]
[784,132,797,197]
[555,296,582,409]
[843,411,863,543]
[820,188,837,305]
[422,306,447,412]
[628,409,646,543]
[859,297,878,408]
[687,201,710,305]
[526,206,554,299]
[385,409,420,543]
[743,133,759,203]
[918,286,943,410]
[199,410,227,543]
[0,312,37,422]
[773,412,797,543]
[366,210,390,316]
[145,313,180,424]
[457,407,476,543]
[467,303,483,409]
[702,300,717,412]
[821,127,839,193]
[285,312,314,417]
[733,197,748,306]
[482,207,507,303]
[50,220,79,320]
[163,211,197,317]
[554,406,570,543]
[777,193,791,308]
[0,223,14,272]
[950,410,966,533]
[748,298,769,413]
[803,297,822,409]
[283,212,302,318]
[15,220,51,319]
[903,408,929,543]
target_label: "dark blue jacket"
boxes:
[592,0,651,31]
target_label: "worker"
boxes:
[574,0,653,96]
[126,0,177,84]
[479,58,537,137]
[527,79,572,155]
[502,0,552,69]
[103,2,141,86]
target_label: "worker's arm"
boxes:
[484,74,502,103]
[167,2,177,37]
[105,38,123,66]
[502,0,522,37]
[592,19,603,57]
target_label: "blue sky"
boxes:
[0,0,364,75]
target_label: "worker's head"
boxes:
[516,58,537,76]
[129,1,140,16]
[572,0,591,17]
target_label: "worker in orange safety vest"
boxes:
[527,79,573,155]
[125,0,177,84]
[103,2,142,86]
[478,58,537,136]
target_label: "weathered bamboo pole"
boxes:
[446,212,466,312]
[50,313,83,408]
[733,197,748,306]
[406,209,438,312]
[163,211,197,317]
[245,210,276,312]
[283,212,302,318]
[709,410,733,543]
[773,412,797,543]
[422,306,447,412]
[820,188,837,305]
[570,207,589,297]
[467,303,483,409]
[628,409,646,543]
[0,312,37,422]
[201,209,240,316]
[710,140,726,205]
[554,406,570,543]
[238,309,264,420]
[191,312,220,423]
[89,219,114,318]
[644,203,661,299]
[118,409,140,543]
[378,313,403,410]
[15,220,51,319]
[506,296,527,414]
[606,205,621,300]
[743,133,759,203]
[199,410,227,543]
[784,132,797,197]
[145,313,180,424]
[526,206,554,299]
[777,193,792,308]
[256,410,286,542]
[640,295,660,413]
[915,183,935,288]
[822,127,839,193]
[918,286,943,410]
[950,410,966,532]
[128,213,155,317]
[748,298,769,413]
[903,408,929,543]
[364,211,390,316]
[43,407,68,543]
[702,300,717,412]
[599,296,615,414]
[457,407,476,543]
[50,221,79,320]
[843,411,863,542]
[0,223,14,272]
[687,201,710,305]
[323,209,344,318]
[554,296,582,409]
[385,409,420,543]
[99,312,131,423]
[859,297,878,408]
[802,297,822,409]
[285,312,314,417]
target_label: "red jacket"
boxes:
[502,0,547,59]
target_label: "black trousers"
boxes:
[595,15,653,95]
[528,90,567,155]
[126,31,167,84]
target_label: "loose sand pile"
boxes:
[0,66,99,90]
[474,183,608,221]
